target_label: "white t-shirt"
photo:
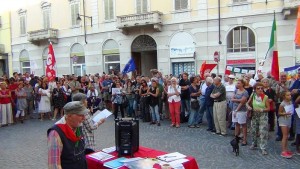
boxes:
[167,85,181,103]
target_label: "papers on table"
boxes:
[295,107,300,118]
[112,88,121,95]
[169,158,189,169]
[92,109,112,123]
[88,151,114,161]
[123,158,157,169]
[284,104,294,115]
[157,152,187,162]
[102,146,116,154]
[103,157,127,169]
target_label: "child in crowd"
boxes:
[15,83,27,123]
[278,91,293,158]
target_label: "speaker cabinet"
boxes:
[115,118,139,157]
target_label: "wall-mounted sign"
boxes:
[170,46,195,58]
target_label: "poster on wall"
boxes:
[170,46,195,58]
[172,62,195,77]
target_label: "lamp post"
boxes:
[214,51,220,75]
[76,0,92,44]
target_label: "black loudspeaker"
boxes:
[115,118,139,157]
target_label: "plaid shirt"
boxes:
[48,130,63,169]
[82,112,99,150]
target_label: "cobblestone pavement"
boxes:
[0,116,300,169]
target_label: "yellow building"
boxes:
[8,0,300,77]
[0,11,12,76]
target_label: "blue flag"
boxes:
[122,58,136,74]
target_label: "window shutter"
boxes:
[43,10,50,29]
[142,0,147,13]
[175,0,181,10]
[0,16,2,28]
[136,0,141,14]
[71,4,75,25]
[109,0,114,20]
[74,3,79,25]
[104,0,109,20]
[20,16,26,35]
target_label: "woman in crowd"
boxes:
[38,81,51,121]
[167,77,181,128]
[72,93,105,151]
[188,76,201,128]
[123,80,135,117]
[261,78,276,131]
[87,85,101,113]
[139,79,150,122]
[62,80,72,103]
[0,81,13,126]
[15,83,27,123]
[278,91,293,158]
[231,79,249,145]
[52,81,65,120]
[112,81,125,119]
[246,82,270,155]
[244,74,253,96]
[24,81,34,119]
[148,78,160,126]
[294,95,300,155]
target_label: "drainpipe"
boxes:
[218,0,222,45]
[83,0,87,44]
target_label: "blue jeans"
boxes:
[150,105,160,122]
[181,98,191,116]
[126,98,134,117]
[206,105,214,130]
[197,96,206,123]
[188,105,200,126]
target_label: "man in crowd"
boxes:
[68,75,81,95]
[210,77,227,136]
[47,101,88,169]
[198,73,211,124]
[179,72,191,122]
[102,74,112,110]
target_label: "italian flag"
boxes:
[266,16,279,81]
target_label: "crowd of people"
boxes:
[1,68,300,161]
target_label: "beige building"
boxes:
[8,0,300,77]
[0,11,12,76]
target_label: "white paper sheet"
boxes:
[88,151,114,161]
[169,158,189,169]
[157,152,186,162]
[112,88,121,95]
[284,105,294,115]
[102,146,116,153]
[92,109,112,123]
[295,107,300,118]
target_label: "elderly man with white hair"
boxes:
[204,77,215,132]
[197,72,211,124]
[210,77,227,136]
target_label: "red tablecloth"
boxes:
[87,146,199,169]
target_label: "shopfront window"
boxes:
[103,39,120,74]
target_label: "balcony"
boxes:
[282,0,300,19]
[27,28,58,45]
[117,11,163,34]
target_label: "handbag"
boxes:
[191,99,200,110]
[122,95,129,108]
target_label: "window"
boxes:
[104,0,114,20]
[20,15,26,35]
[43,10,51,29]
[71,2,79,26]
[70,43,86,76]
[227,26,255,53]
[174,0,188,11]
[21,62,31,74]
[0,16,2,28]
[20,50,30,73]
[136,0,148,14]
[103,39,120,74]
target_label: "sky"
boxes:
[0,0,41,13]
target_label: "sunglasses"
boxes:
[256,87,263,90]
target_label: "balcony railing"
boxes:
[27,28,58,45]
[283,0,300,19]
[117,11,163,34]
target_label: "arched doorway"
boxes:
[70,43,86,76]
[131,35,157,77]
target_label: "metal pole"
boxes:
[217,51,220,76]
[83,0,87,44]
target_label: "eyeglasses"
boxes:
[256,87,263,90]
[230,78,234,80]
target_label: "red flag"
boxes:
[295,6,300,46]
[225,69,231,75]
[46,42,56,81]
[199,61,217,80]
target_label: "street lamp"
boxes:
[77,12,93,44]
